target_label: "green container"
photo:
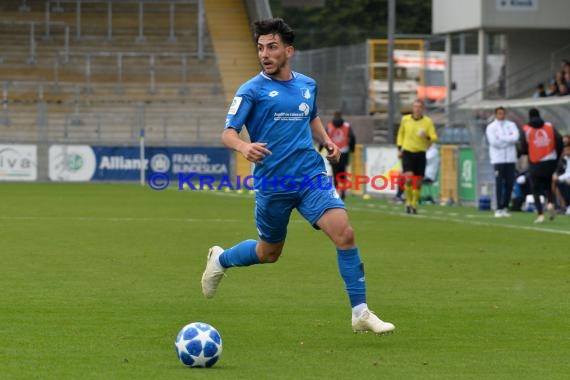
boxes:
[458,147,476,202]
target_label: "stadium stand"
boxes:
[204,0,259,104]
[0,0,260,147]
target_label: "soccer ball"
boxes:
[174,322,223,368]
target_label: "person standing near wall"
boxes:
[485,106,520,217]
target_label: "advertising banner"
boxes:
[49,145,230,181]
[0,144,37,181]
[365,146,401,195]
[49,145,97,181]
[458,147,477,202]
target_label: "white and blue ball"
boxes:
[174,322,223,368]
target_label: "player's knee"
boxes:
[335,225,355,248]
[258,247,283,263]
[260,252,281,263]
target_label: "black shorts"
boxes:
[401,150,426,177]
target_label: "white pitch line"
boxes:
[0,216,242,223]
[349,206,570,236]
[194,191,570,235]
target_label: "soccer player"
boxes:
[201,18,395,335]
[396,99,438,214]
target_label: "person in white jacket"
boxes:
[485,107,520,217]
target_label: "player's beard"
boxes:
[263,59,287,78]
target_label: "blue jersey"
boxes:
[225,71,326,190]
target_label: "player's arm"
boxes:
[310,116,340,164]
[222,128,271,164]
[503,122,520,143]
[486,123,507,148]
[348,126,356,153]
[427,119,438,143]
[223,88,272,164]
[518,129,528,155]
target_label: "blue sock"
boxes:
[337,247,367,307]
[218,239,260,268]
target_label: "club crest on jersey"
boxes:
[300,88,311,99]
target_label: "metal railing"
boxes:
[0,96,227,146]
[55,50,217,94]
[1,49,218,100]
[3,0,207,59]
[0,20,69,64]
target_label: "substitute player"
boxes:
[396,99,438,214]
[201,18,394,335]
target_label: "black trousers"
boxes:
[529,160,558,215]
[494,163,516,210]
[332,153,350,198]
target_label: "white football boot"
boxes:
[352,309,395,335]
[201,246,226,298]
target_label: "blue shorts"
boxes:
[254,174,345,243]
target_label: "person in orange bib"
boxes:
[521,108,564,223]
[324,111,356,200]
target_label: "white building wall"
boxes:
[451,55,504,101]
[433,0,481,34]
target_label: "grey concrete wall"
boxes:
[505,29,570,97]
[482,0,570,30]
[434,0,570,34]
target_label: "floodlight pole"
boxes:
[387,0,396,144]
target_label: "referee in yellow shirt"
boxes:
[396,99,438,214]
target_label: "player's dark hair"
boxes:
[253,18,295,46]
[529,108,540,118]
[495,106,505,114]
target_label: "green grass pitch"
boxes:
[1,183,569,379]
